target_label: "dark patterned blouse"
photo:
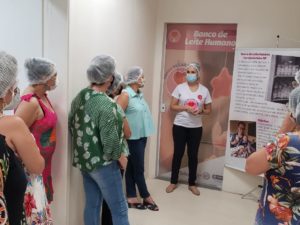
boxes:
[256,133,300,225]
[0,134,27,225]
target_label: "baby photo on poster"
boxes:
[229,120,256,159]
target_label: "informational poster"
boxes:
[158,23,237,189]
[225,48,300,171]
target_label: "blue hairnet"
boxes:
[0,51,18,98]
[25,57,56,85]
[87,55,116,84]
[125,66,143,85]
[107,72,124,95]
[289,86,300,124]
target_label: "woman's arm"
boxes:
[245,148,270,175]
[278,112,296,133]
[15,98,39,127]
[123,118,131,139]
[116,92,129,111]
[9,117,45,174]
[202,103,211,114]
[170,97,192,112]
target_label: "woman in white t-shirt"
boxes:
[165,63,212,196]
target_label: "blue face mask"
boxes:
[186,73,197,83]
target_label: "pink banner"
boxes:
[158,23,237,189]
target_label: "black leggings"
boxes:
[170,124,202,186]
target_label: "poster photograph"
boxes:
[229,120,256,159]
[265,55,300,105]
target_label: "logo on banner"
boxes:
[168,29,181,43]
[165,63,187,95]
[202,171,210,180]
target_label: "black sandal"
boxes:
[127,202,147,210]
[143,200,159,211]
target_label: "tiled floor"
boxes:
[128,179,257,225]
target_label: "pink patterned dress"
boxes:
[21,94,57,203]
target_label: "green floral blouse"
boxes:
[69,88,128,172]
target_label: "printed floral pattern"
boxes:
[0,149,9,225]
[256,133,300,225]
[69,88,128,172]
[24,174,53,225]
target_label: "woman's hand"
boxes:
[118,154,128,170]
[185,105,195,113]
[191,108,203,115]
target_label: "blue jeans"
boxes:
[125,137,150,198]
[82,161,129,225]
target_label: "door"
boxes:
[157,23,237,189]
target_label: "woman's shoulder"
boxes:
[119,90,129,101]
[177,82,187,88]
[21,93,40,106]
[87,93,117,111]
[173,82,188,93]
[0,116,27,140]
[122,87,134,97]
[0,115,26,127]
[285,132,300,143]
[121,89,129,95]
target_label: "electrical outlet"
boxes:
[160,103,166,112]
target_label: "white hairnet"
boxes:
[87,55,116,84]
[25,57,56,85]
[125,66,143,85]
[288,86,300,124]
[295,70,300,84]
[107,72,124,95]
[186,62,201,74]
[0,51,18,98]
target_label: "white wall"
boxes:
[43,0,69,224]
[0,0,70,224]
[68,0,158,224]
[150,0,300,194]
[0,0,42,90]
